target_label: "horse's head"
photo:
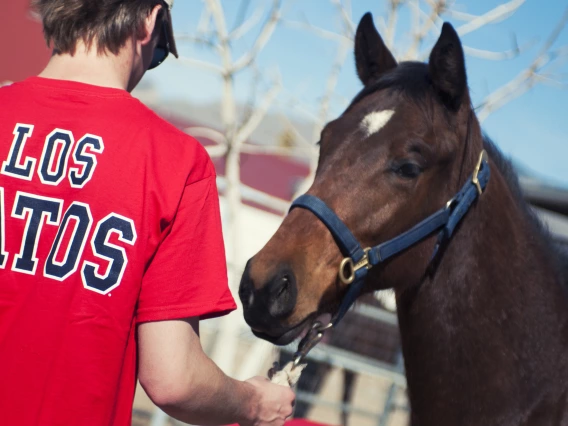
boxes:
[239,13,484,345]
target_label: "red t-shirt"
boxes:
[0,77,236,426]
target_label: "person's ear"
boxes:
[140,4,163,45]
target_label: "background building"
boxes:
[1,2,50,84]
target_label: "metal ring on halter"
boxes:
[292,334,323,367]
[338,247,372,285]
[316,321,333,332]
[338,257,355,284]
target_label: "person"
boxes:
[0,1,295,425]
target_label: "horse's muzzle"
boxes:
[239,260,298,341]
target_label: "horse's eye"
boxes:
[395,163,423,179]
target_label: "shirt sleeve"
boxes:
[136,175,236,323]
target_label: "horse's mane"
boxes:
[483,136,568,287]
[348,62,431,111]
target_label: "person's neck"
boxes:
[39,41,135,91]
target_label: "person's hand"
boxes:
[240,376,296,426]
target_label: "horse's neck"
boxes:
[396,165,568,425]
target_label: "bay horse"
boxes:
[239,12,568,426]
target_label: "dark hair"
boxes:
[33,0,164,55]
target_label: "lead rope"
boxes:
[268,361,307,387]
[266,320,333,387]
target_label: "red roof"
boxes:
[215,153,309,201]
[1,1,51,82]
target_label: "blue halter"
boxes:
[289,150,491,328]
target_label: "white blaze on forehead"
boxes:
[361,109,395,136]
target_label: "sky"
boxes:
[144,0,568,187]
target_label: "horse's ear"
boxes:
[428,22,468,111]
[355,12,397,86]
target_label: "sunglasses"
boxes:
[148,15,171,70]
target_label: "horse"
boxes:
[239,11,568,426]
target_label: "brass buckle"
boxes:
[471,150,488,196]
[338,247,372,285]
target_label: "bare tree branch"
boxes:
[235,78,282,145]
[230,0,252,32]
[184,126,228,145]
[445,8,480,22]
[229,6,263,41]
[385,0,404,48]
[204,145,228,158]
[278,90,321,123]
[175,33,220,51]
[476,71,532,122]
[330,0,355,37]
[377,15,388,36]
[239,63,262,130]
[216,177,291,214]
[312,40,350,141]
[201,0,243,378]
[462,44,521,61]
[177,56,223,73]
[477,6,568,122]
[404,0,446,60]
[410,0,420,43]
[206,0,238,142]
[195,4,212,35]
[206,0,230,39]
[533,73,568,89]
[240,143,313,157]
[456,0,525,37]
[535,8,568,58]
[281,19,349,42]
[276,113,317,151]
[232,0,282,73]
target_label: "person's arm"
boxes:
[138,317,295,426]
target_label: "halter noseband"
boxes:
[290,150,490,340]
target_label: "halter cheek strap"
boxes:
[289,150,490,328]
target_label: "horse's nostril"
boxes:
[268,270,297,319]
[276,275,290,299]
[239,262,297,324]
